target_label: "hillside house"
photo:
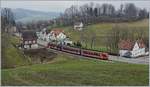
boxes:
[74,22,83,31]
[49,29,66,42]
[21,31,38,49]
[118,39,146,58]
[38,28,67,42]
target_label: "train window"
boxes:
[94,52,97,55]
[88,52,91,54]
[96,53,99,56]
[102,54,107,57]
[88,52,90,54]
[84,51,88,54]
[92,52,94,55]
[87,52,89,54]
[95,53,97,56]
[89,52,91,55]
[83,51,85,53]
[90,52,92,55]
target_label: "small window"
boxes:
[29,41,32,44]
[33,40,35,43]
[25,41,28,44]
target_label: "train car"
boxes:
[81,49,108,60]
[62,46,80,55]
[47,43,61,50]
[47,42,108,60]
[100,53,109,60]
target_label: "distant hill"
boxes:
[12,8,60,23]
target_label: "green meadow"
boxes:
[2,53,149,86]
[1,19,149,86]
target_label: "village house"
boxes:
[74,22,83,31]
[49,29,66,42]
[21,30,38,49]
[38,28,67,43]
[39,28,47,40]
[118,39,147,58]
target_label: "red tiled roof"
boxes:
[51,29,64,37]
[118,39,134,50]
[118,39,145,50]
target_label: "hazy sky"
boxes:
[1,1,150,12]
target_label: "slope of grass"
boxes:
[1,33,30,68]
[2,19,149,86]
[1,53,149,86]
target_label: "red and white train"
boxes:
[47,43,109,60]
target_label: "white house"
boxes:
[74,22,83,31]
[38,28,48,41]
[49,29,66,42]
[63,38,73,45]
[38,28,67,43]
[118,39,146,58]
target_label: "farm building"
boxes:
[74,22,83,31]
[118,39,146,58]
[21,30,38,49]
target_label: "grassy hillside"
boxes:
[51,19,149,52]
[1,33,30,68]
[2,52,149,86]
[2,19,149,86]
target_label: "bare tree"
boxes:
[1,8,15,32]
[57,3,148,27]
[90,31,96,49]
[124,3,138,19]
[138,8,148,19]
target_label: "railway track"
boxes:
[47,48,114,63]
[37,40,109,60]
[37,39,149,64]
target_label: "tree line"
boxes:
[1,8,16,33]
[1,3,149,32]
[55,3,149,26]
[13,3,149,31]
[106,25,149,54]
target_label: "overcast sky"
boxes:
[1,1,150,13]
